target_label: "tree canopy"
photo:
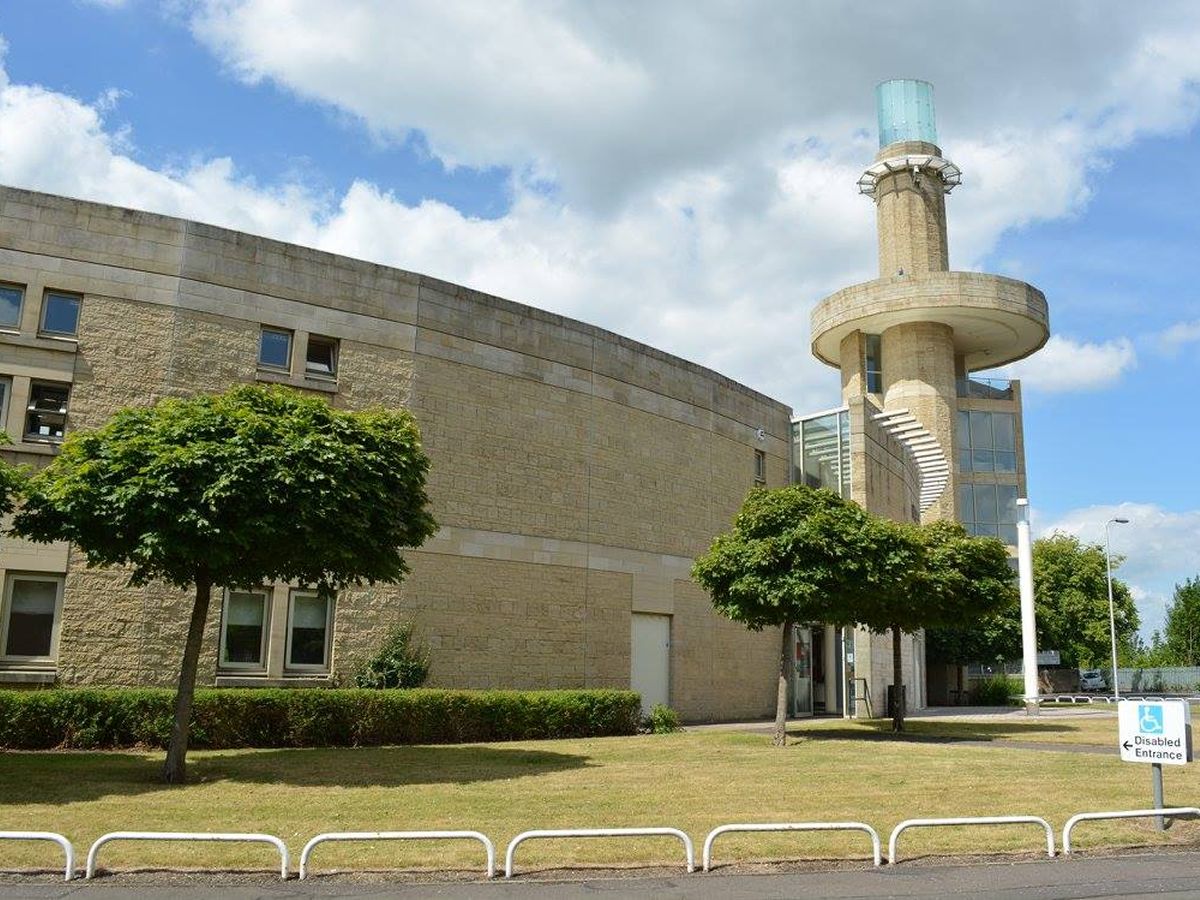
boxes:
[13,384,437,781]
[693,485,1014,736]
[0,436,26,518]
[927,532,1139,669]
[1163,577,1200,666]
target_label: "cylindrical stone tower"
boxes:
[811,79,1050,523]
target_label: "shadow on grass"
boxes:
[787,720,1076,744]
[0,744,593,803]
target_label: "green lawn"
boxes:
[2,719,1198,877]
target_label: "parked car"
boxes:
[1080,669,1107,691]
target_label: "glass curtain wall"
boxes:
[792,408,851,498]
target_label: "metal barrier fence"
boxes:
[299,830,495,879]
[702,822,881,871]
[888,816,1055,865]
[504,828,694,878]
[13,804,1200,880]
[85,831,289,880]
[0,832,74,882]
[1062,808,1200,854]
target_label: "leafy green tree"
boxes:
[13,385,437,783]
[1032,533,1138,667]
[0,438,26,518]
[860,520,1015,731]
[1163,577,1200,666]
[929,533,1140,671]
[692,486,890,746]
[692,487,1013,738]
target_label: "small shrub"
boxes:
[968,676,1021,706]
[354,622,430,689]
[643,703,681,733]
[0,687,642,749]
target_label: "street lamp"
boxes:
[1105,517,1130,699]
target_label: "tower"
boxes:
[810,80,1049,524]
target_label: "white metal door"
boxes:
[631,613,671,715]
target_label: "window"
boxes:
[864,334,883,394]
[258,327,293,371]
[956,410,1016,474]
[753,449,766,484]
[40,291,81,337]
[304,335,339,378]
[1,574,64,661]
[219,590,270,669]
[24,381,70,444]
[0,283,23,330]
[958,483,1020,545]
[792,409,851,498]
[286,590,333,670]
[0,376,10,429]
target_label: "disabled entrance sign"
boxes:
[1118,699,1192,765]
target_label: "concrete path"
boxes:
[5,851,1200,899]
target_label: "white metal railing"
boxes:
[85,831,289,879]
[504,828,694,878]
[888,816,1054,864]
[702,822,881,871]
[299,830,496,879]
[0,831,75,882]
[1062,808,1200,854]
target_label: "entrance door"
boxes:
[792,626,813,717]
[631,613,670,715]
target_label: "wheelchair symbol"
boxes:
[1139,705,1164,734]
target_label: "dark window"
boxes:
[221,591,268,667]
[3,577,60,658]
[24,382,70,443]
[754,449,766,483]
[258,327,292,370]
[40,291,81,336]
[287,592,331,669]
[864,334,882,393]
[305,335,338,378]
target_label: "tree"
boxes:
[0,437,26,518]
[12,384,437,783]
[1032,533,1138,668]
[895,521,1016,728]
[928,533,1140,671]
[691,486,888,746]
[1163,577,1200,666]
[691,486,1013,740]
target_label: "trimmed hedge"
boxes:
[0,687,642,750]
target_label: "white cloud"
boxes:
[3,4,1200,413]
[1037,503,1200,638]
[990,334,1136,393]
[1154,319,1200,357]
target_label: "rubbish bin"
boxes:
[887,684,907,717]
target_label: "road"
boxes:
[5,851,1200,899]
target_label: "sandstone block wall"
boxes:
[0,186,789,721]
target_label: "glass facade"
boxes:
[792,408,851,498]
[959,482,1019,545]
[956,410,1016,474]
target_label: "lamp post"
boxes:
[1105,517,1130,699]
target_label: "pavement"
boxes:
[5,851,1200,899]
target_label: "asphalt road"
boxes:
[5,851,1200,899]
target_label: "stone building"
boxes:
[0,80,1046,720]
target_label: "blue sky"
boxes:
[1,1,1197,638]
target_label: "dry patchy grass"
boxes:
[2,724,1197,877]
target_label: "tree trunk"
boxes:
[891,623,905,733]
[162,575,213,784]
[773,621,793,747]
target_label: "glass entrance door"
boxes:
[792,626,813,717]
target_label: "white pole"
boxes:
[1105,518,1129,700]
[1016,498,1039,715]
